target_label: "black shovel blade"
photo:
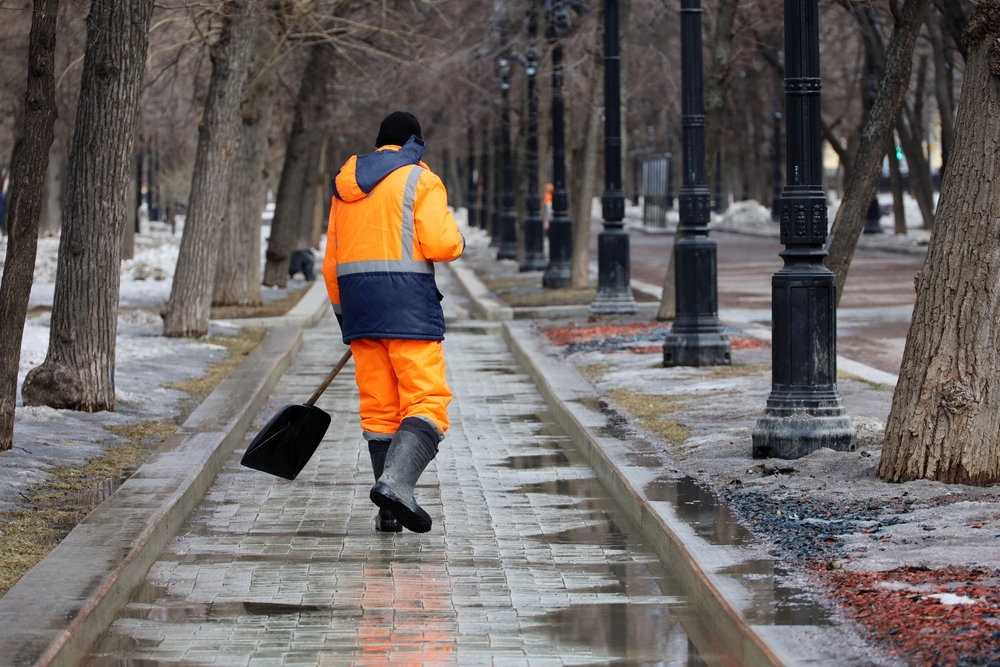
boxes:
[241,404,332,480]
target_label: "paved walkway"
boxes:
[84,272,709,666]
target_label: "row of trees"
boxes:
[1,0,996,487]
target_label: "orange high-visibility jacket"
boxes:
[323,138,464,342]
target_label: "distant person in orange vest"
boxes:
[323,112,464,533]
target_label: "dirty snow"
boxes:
[0,212,317,509]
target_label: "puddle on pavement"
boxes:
[529,603,702,664]
[644,476,755,546]
[717,560,832,626]
[499,451,570,469]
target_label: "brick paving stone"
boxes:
[84,269,706,667]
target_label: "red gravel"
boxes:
[544,323,666,346]
[820,566,1000,666]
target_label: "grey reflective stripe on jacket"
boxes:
[335,166,433,277]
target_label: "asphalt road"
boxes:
[604,225,925,375]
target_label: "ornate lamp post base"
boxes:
[753,412,856,459]
[590,227,637,314]
[752,247,856,459]
[663,332,730,367]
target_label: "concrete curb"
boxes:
[502,321,878,666]
[212,280,331,329]
[447,259,660,320]
[0,328,303,667]
[448,258,513,321]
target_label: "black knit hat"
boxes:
[375,111,422,148]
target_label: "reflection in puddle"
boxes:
[499,451,570,469]
[644,476,755,546]
[716,561,832,626]
[529,603,703,666]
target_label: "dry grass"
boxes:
[210,287,308,320]
[166,327,266,401]
[607,388,691,445]
[838,369,887,390]
[0,421,176,597]
[579,363,613,380]
[699,364,770,380]
[0,328,264,597]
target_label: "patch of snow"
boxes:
[928,593,978,606]
[720,200,773,230]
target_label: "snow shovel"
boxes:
[241,349,353,480]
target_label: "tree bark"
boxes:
[22,0,155,411]
[880,0,1000,484]
[162,0,259,337]
[0,0,59,451]
[569,55,603,290]
[825,0,931,306]
[704,0,738,189]
[262,42,335,287]
[213,20,279,307]
[887,134,907,234]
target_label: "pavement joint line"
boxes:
[0,327,304,667]
[212,280,332,329]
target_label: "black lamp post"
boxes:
[666,128,676,210]
[521,0,547,271]
[466,125,479,229]
[490,125,501,247]
[542,18,572,288]
[771,108,782,222]
[480,130,491,231]
[752,0,855,459]
[714,148,725,214]
[662,0,730,367]
[498,57,518,260]
[590,0,637,315]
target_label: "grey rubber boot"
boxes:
[370,429,437,533]
[368,440,401,532]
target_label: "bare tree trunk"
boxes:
[213,21,279,307]
[932,0,969,60]
[896,108,935,228]
[880,1,1000,484]
[37,159,62,235]
[704,0,738,188]
[0,0,58,451]
[162,1,259,337]
[825,0,931,306]
[887,134,907,234]
[570,56,603,290]
[309,137,329,251]
[22,0,155,411]
[928,10,955,168]
[262,42,335,287]
[295,130,324,250]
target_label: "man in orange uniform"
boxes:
[323,112,464,534]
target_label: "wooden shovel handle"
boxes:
[306,349,353,406]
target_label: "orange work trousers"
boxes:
[350,338,451,439]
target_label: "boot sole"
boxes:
[370,483,432,533]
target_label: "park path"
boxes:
[83,268,709,666]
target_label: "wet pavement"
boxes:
[84,309,720,665]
